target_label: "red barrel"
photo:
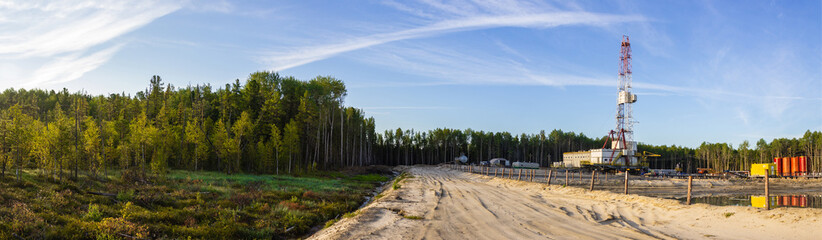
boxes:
[777,196,783,205]
[799,156,807,176]
[791,157,799,177]
[800,196,807,207]
[782,157,791,177]
[774,157,782,176]
[782,196,790,206]
[792,196,799,206]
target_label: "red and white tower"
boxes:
[605,35,637,165]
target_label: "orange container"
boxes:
[774,157,782,176]
[791,157,799,177]
[792,196,799,206]
[782,157,791,176]
[799,156,807,175]
[782,196,790,206]
[800,196,807,207]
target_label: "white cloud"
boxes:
[0,0,181,88]
[264,11,646,71]
[24,44,123,88]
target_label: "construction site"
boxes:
[467,36,821,209]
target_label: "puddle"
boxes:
[673,194,822,209]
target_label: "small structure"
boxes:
[454,154,468,164]
[512,162,539,169]
[562,149,637,168]
[489,158,510,167]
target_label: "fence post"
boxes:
[624,171,629,195]
[565,170,569,186]
[687,176,693,205]
[518,169,523,181]
[765,174,770,210]
[547,169,553,185]
[590,171,596,191]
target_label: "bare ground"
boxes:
[310,165,822,240]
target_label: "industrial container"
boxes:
[782,157,791,176]
[791,157,798,177]
[774,158,782,176]
[799,156,807,175]
[750,163,776,177]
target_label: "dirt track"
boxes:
[310,165,822,240]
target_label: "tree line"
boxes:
[0,71,818,181]
[375,127,822,173]
[0,72,377,181]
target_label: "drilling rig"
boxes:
[602,35,638,167]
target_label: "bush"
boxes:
[84,204,104,222]
[117,189,135,202]
[97,217,148,240]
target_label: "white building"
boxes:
[562,146,638,168]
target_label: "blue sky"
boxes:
[0,0,820,148]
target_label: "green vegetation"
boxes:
[392,172,412,190]
[376,127,822,173]
[0,167,389,239]
[724,212,735,218]
[403,215,423,220]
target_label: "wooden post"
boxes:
[510,168,513,179]
[687,176,693,205]
[518,169,523,181]
[623,171,629,195]
[545,168,549,183]
[578,170,582,181]
[765,174,770,210]
[565,170,569,186]
[590,171,596,191]
[547,169,553,185]
[530,169,534,182]
[494,167,498,177]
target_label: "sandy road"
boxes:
[310,165,822,240]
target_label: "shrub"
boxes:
[9,202,44,235]
[121,202,141,220]
[84,204,104,222]
[97,217,148,240]
[279,201,306,210]
[117,189,135,202]
[229,192,258,207]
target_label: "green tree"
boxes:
[83,116,102,178]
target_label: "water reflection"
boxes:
[680,195,822,209]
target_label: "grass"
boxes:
[342,211,359,218]
[403,215,423,220]
[392,172,413,190]
[724,212,735,218]
[0,167,390,239]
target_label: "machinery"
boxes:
[636,151,661,167]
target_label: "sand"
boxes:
[309,165,822,240]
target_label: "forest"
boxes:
[0,71,819,181]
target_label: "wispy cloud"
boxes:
[24,44,123,88]
[0,0,181,89]
[264,11,645,71]
[361,106,450,110]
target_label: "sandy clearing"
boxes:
[310,165,822,240]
